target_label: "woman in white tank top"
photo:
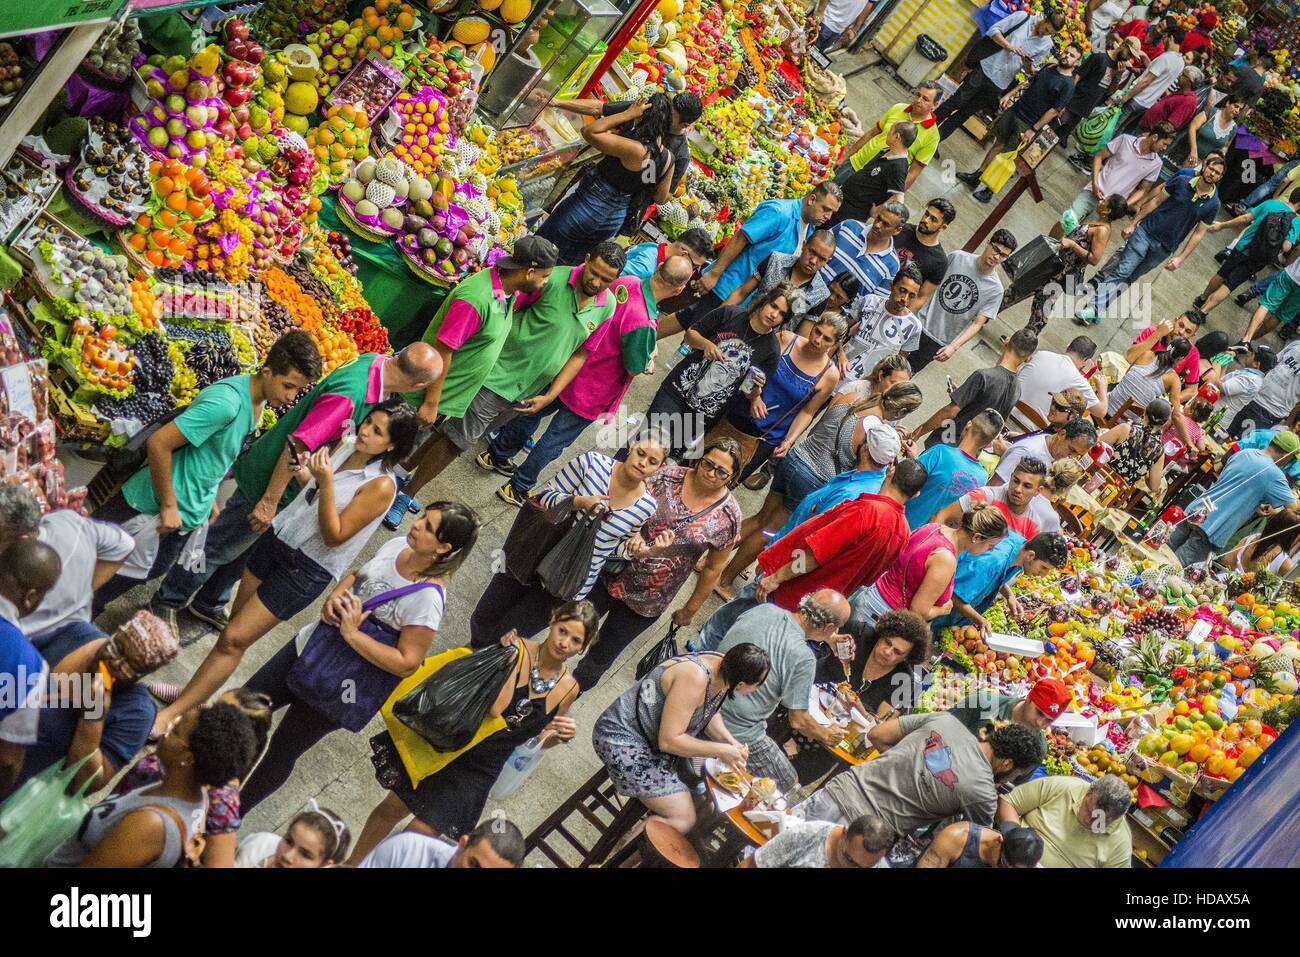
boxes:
[152,399,420,732]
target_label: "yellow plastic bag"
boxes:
[380,647,508,790]
[980,145,1023,194]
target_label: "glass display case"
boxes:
[478,0,627,129]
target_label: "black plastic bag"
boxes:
[392,642,520,751]
[635,623,680,680]
[536,511,603,600]
[1001,235,1063,310]
[501,495,575,585]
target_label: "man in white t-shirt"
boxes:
[1114,26,1185,130]
[841,261,924,384]
[912,230,1016,373]
[992,418,1097,485]
[1015,336,1107,419]
[358,819,525,868]
[28,510,134,655]
[1218,344,1277,429]
[813,0,876,52]
[1057,126,1174,238]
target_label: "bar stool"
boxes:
[604,819,701,868]
[523,766,646,868]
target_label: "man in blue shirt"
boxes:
[1171,430,1298,568]
[774,420,901,540]
[1236,425,1300,479]
[818,202,904,303]
[933,532,1068,636]
[907,409,1002,527]
[1079,156,1224,322]
[660,181,843,338]
[621,227,714,281]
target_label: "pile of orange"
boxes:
[125,159,213,268]
[130,273,161,328]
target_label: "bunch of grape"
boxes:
[169,341,198,405]
[166,325,233,350]
[1123,609,1185,642]
[128,332,175,396]
[232,327,256,368]
[186,338,240,388]
[95,388,174,426]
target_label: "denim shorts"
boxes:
[770,454,825,511]
[247,532,335,621]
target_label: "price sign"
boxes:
[808,45,831,70]
[0,0,129,40]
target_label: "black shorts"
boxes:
[1217,248,1266,289]
[246,531,334,621]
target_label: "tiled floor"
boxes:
[89,47,1269,862]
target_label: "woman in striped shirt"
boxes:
[470,434,668,647]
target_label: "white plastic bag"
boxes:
[489,734,547,800]
[118,512,162,580]
[177,520,210,575]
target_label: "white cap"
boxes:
[863,419,901,466]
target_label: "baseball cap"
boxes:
[1270,430,1300,456]
[497,235,559,271]
[864,420,902,467]
[1028,678,1072,720]
[1122,36,1143,59]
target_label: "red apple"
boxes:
[225,86,252,106]
[224,18,249,42]
[245,44,264,65]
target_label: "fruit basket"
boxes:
[396,240,455,288]
[336,194,399,243]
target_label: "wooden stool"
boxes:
[605,819,701,868]
[524,766,646,868]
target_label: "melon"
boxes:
[355,199,379,218]
[381,207,405,230]
[470,41,497,72]
[283,113,310,135]
[478,0,504,9]
[408,176,434,202]
[499,0,531,24]
[366,181,396,207]
[452,16,492,45]
[284,81,319,116]
[375,157,406,188]
[355,158,377,183]
[341,180,365,202]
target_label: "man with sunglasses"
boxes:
[912,230,1017,373]
[917,821,1044,868]
[992,417,1097,486]
[743,812,894,868]
[1015,335,1107,420]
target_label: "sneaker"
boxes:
[150,602,182,641]
[475,449,516,477]
[188,603,230,632]
[146,682,182,705]
[956,171,982,188]
[497,481,528,507]
[1193,295,1205,308]
[972,185,993,204]
[1073,308,1098,326]
[383,491,415,530]
[1235,292,1258,307]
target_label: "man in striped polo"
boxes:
[818,201,905,316]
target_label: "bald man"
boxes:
[1,538,61,796]
[147,343,441,634]
[717,588,852,791]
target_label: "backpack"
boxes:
[1246,210,1295,264]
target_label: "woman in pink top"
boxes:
[848,505,1008,626]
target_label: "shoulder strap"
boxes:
[360,581,440,612]
[141,803,203,867]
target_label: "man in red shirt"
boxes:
[693,459,928,650]
[1140,67,1202,134]
[1180,11,1216,60]
[1128,310,1204,401]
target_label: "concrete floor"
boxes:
[90,50,1265,864]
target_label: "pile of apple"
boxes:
[132,47,227,163]
[216,18,269,145]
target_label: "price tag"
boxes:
[808,46,831,69]
[1,362,37,421]
[1186,619,1212,645]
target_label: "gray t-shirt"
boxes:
[718,604,816,747]
[46,787,205,868]
[919,251,1004,346]
[790,402,859,484]
[1253,340,1300,417]
[825,712,997,837]
[753,818,835,867]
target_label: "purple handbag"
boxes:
[287,581,443,732]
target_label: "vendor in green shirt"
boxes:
[93,330,322,612]
[395,241,621,511]
[947,677,1072,781]
[397,236,557,497]
[998,774,1134,868]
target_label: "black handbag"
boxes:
[1001,234,1064,309]
[536,510,604,600]
[500,494,575,585]
[635,623,681,680]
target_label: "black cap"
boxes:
[498,235,559,271]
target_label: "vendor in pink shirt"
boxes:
[488,255,696,506]
[1127,309,1204,402]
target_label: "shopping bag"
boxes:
[535,510,604,601]
[176,520,210,575]
[379,648,508,789]
[0,754,96,868]
[1073,105,1121,156]
[635,623,681,681]
[500,495,576,585]
[1001,235,1064,308]
[391,640,521,752]
[980,145,1023,194]
[488,734,548,801]
[117,512,162,580]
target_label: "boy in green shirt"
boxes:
[94,330,322,611]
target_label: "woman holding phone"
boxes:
[151,399,419,735]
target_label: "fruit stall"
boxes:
[928,541,1298,866]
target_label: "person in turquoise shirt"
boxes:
[906,411,1002,528]
[932,533,1068,636]
[621,228,714,281]
[772,420,901,540]
[1237,426,1300,479]
[1196,187,1300,314]
[1171,432,1298,567]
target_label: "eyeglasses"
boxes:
[987,246,1014,262]
[697,460,733,478]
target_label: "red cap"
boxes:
[1029,678,1072,719]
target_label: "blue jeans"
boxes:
[1248,271,1276,298]
[154,488,264,613]
[815,23,842,53]
[1089,224,1171,312]
[536,174,631,266]
[489,400,593,494]
[696,580,762,651]
[1242,159,1300,209]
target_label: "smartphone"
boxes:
[287,435,309,466]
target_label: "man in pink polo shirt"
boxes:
[489,255,696,505]
[1127,309,1204,402]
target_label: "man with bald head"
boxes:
[147,341,442,634]
[1,537,61,795]
[717,588,852,791]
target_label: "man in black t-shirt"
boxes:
[894,198,955,312]
[958,44,1081,203]
[831,122,916,226]
[1053,33,1125,139]
[552,91,704,194]
[913,329,1037,449]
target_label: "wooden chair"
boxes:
[523,766,646,868]
[1163,447,1217,508]
[1052,500,1086,538]
[1006,400,1048,437]
[604,818,701,869]
[1102,397,1143,430]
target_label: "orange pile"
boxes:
[126,159,212,268]
[130,273,162,328]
